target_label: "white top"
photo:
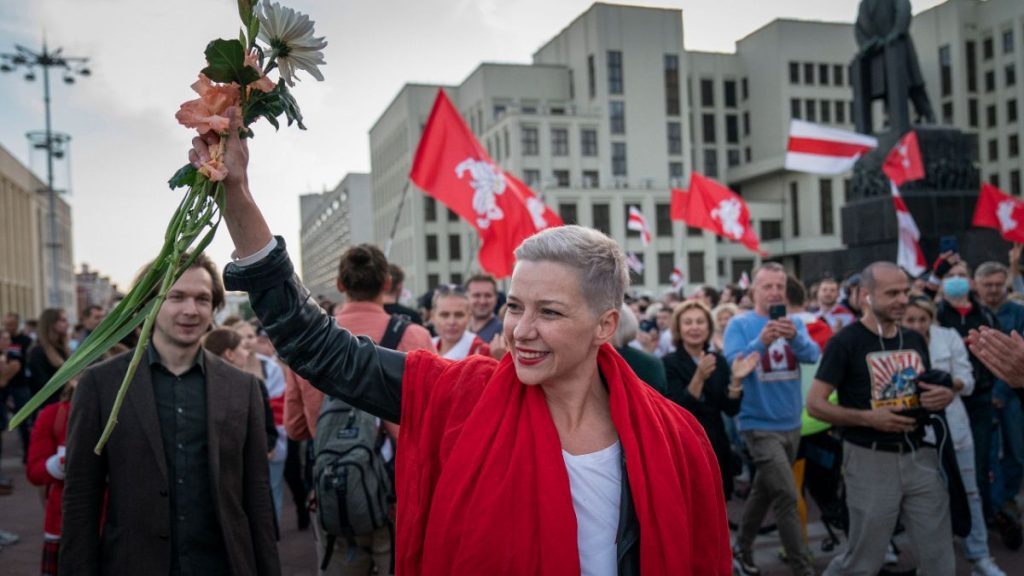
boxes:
[562,441,622,576]
[432,330,476,360]
[926,325,975,451]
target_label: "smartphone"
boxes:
[769,304,786,320]
[939,235,958,255]
[639,319,658,333]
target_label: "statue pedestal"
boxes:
[800,126,1004,280]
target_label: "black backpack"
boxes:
[314,315,407,570]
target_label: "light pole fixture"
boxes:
[1,42,90,308]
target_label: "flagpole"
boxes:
[384,181,413,258]
[464,232,477,280]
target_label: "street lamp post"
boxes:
[2,42,90,308]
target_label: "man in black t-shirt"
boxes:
[808,262,955,576]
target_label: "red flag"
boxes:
[409,90,563,277]
[670,187,689,221]
[685,173,765,255]
[882,131,925,187]
[973,183,1024,243]
[627,206,652,246]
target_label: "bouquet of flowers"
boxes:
[7,0,326,453]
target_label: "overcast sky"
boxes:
[0,0,946,289]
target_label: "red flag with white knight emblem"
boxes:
[685,173,765,255]
[882,131,925,188]
[972,183,1024,243]
[409,89,563,277]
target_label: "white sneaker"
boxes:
[971,557,1006,576]
[883,542,898,565]
[0,530,18,546]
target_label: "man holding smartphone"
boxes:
[724,262,821,576]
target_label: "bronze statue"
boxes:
[851,0,935,136]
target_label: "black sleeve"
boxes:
[223,238,405,423]
[716,355,742,417]
[256,380,277,452]
[814,334,849,389]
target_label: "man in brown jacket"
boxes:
[61,254,280,576]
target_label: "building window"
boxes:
[760,220,782,241]
[612,142,628,177]
[1007,64,1017,87]
[703,149,718,178]
[700,78,714,107]
[833,64,844,86]
[742,77,749,100]
[820,179,834,235]
[448,234,461,261]
[983,36,994,60]
[552,170,569,188]
[939,45,952,97]
[790,98,802,119]
[687,225,703,237]
[989,138,999,161]
[969,99,979,127]
[551,128,569,156]
[521,102,537,114]
[966,40,978,93]
[657,253,675,285]
[1012,170,1022,197]
[427,274,440,290]
[582,170,599,188]
[592,203,611,234]
[727,149,741,167]
[559,202,578,225]
[726,115,739,144]
[656,203,672,237]
[803,62,815,85]
[835,99,847,124]
[992,173,1001,188]
[987,104,998,127]
[789,61,800,84]
[819,63,830,86]
[424,196,437,222]
[805,99,817,122]
[942,102,954,125]
[844,178,852,202]
[688,252,705,284]
[524,169,541,187]
[821,100,832,123]
[743,111,751,136]
[986,70,996,93]
[587,54,596,98]
[1010,134,1020,158]
[724,80,737,108]
[607,50,624,94]
[522,127,539,155]
[668,122,683,155]
[789,182,800,237]
[669,162,684,184]
[447,208,459,222]
[1009,99,1018,123]
[702,113,716,143]
[581,129,598,156]
[610,101,626,134]
[1004,29,1015,54]
[450,273,463,286]
[664,54,680,116]
[745,147,752,162]
[426,234,438,261]
[493,104,506,120]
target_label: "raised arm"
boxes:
[197,109,406,422]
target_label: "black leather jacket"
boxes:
[224,237,641,574]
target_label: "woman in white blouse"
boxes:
[902,296,1006,575]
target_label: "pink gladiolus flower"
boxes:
[198,143,229,182]
[175,74,241,134]
[245,50,276,94]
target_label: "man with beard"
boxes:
[809,262,954,575]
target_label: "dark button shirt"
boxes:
[148,345,230,576]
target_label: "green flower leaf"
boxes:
[275,79,306,130]
[237,0,254,25]
[168,163,198,189]
[201,38,260,86]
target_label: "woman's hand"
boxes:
[695,353,716,381]
[731,352,760,380]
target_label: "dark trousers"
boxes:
[964,391,995,519]
[0,384,32,464]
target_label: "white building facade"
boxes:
[299,173,373,301]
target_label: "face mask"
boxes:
[943,277,970,299]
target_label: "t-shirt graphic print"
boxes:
[757,338,799,383]
[866,349,925,410]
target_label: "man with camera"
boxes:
[808,261,955,576]
[725,262,820,576]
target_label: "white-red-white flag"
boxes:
[626,251,644,275]
[737,271,751,290]
[784,119,878,175]
[670,266,685,290]
[889,182,927,276]
[627,206,652,246]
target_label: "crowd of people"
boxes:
[1,122,1024,576]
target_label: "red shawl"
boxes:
[396,343,731,575]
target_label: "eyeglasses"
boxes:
[434,284,466,296]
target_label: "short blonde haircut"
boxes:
[711,303,739,334]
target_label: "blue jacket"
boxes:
[723,311,820,431]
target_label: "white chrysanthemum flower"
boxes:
[257,1,327,86]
